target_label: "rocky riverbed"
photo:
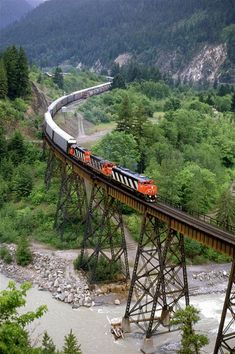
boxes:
[0,243,232,309]
[0,244,128,308]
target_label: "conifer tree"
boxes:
[17,47,30,97]
[53,67,64,89]
[231,92,235,113]
[0,59,8,99]
[116,94,133,133]
[41,331,57,353]
[63,330,82,354]
[111,74,126,89]
[3,46,18,99]
[8,131,26,165]
[16,235,33,266]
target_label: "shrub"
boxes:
[74,254,123,283]
[16,236,33,266]
[0,246,13,264]
[12,164,33,199]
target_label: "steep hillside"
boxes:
[0,0,235,84]
[0,0,32,29]
[26,0,45,8]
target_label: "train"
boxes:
[44,82,158,202]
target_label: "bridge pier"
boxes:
[54,162,88,239]
[44,147,57,190]
[141,337,155,354]
[79,182,130,282]
[123,212,189,340]
[214,257,235,353]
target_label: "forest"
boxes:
[0,47,235,267]
[79,64,235,258]
[0,0,234,82]
[0,45,234,352]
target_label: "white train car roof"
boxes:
[72,82,111,97]
[44,111,76,144]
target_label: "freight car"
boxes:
[44,82,158,201]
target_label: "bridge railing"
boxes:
[158,195,235,235]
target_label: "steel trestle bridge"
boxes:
[43,83,235,354]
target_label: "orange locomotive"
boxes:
[69,145,157,202]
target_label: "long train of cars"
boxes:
[44,82,158,201]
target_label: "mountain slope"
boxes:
[0,0,234,83]
[26,0,45,8]
[0,0,32,29]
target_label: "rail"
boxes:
[157,195,235,234]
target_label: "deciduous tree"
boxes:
[0,281,47,354]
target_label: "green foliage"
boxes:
[164,97,181,111]
[222,24,235,64]
[0,281,47,354]
[214,95,232,112]
[216,190,235,229]
[0,281,83,353]
[74,254,123,283]
[0,59,8,99]
[41,331,57,354]
[93,131,140,170]
[171,305,209,354]
[53,67,64,89]
[0,246,13,264]
[16,236,33,266]
[137,81,170,100]
[12,164,33,199]
[63,330,82,354]
[7,131,27,165]
[3,46,30,99]
[231,93,235,112]
[111,74,126,89]
[1,0,234,83]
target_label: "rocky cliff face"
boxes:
[115,44,230,85]
[173,44,228,85]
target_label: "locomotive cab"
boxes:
[137,180,158,202]
[69,144,91,163]
[101,161,116,176]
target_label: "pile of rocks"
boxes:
[0,245,93,308]
[190,268,230,295]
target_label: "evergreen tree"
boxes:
[12,164,33,199]
[0,59,8,99]
[8,131,26,165]
[231,92,235,112]
[63,330,82,354]
[16,47,30,97]
[116,94,133,133]
[171,305,209,354]
[0,131,7,161]
[111,74,126,89]
[16,235,33,266]
[3,46,18,99]
[110,62,120,77]
[53,67,64,89]
[132,104,148,142]
[41,331,57,353]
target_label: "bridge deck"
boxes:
[47,136,235,257]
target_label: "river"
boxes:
[0,273,231,353]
